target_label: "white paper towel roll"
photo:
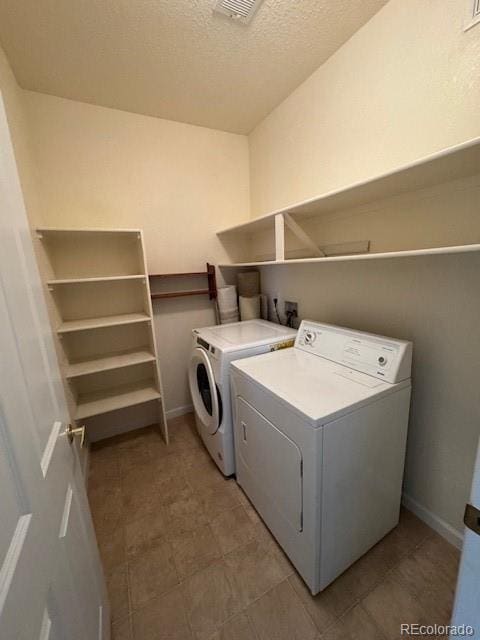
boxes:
[218,285,239,324]
[239,295,261,321]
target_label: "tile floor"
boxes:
[88,413,460,640]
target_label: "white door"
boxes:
[0,93,108,639]
[450,437,480,636]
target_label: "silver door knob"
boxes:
[66,424,86,447]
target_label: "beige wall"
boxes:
[23,91,250,413]
[0,47,39,225]
[249,0,480,217]
[247,0,480,537]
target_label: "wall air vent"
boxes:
[213,0,265,24]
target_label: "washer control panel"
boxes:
[296,321,412,383]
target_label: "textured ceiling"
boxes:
[0,0,387,134]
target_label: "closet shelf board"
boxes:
[47,275,145,285]
[65,350,156,378]
[57,313,151,334]
[75,383,161,420]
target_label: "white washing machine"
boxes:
[188,319,297,476]
[231,320,413,595]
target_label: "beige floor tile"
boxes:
[89,484,124,534]
[320,534,399,607]
[128,540,179,610]
[158,474,192,506]
[148,451,185,483]
[168,417,203,453]
[182,560,242,640]
[118,440,152,474]
[367,527,416,571]
[88,421,454,640]
[252,522,294,579]
[288,573,339,633]
[97,524,126,572]
[224,538,286,609]
[132,586,192,640]
[417,533,460,586]
[182,451,226,490]
[322,604,385,640]
[243,500,266,527]
[107,563,130,623]
[115,426,154,449]
[164,487,209,536]
[209,612,258,640]
[89,450,120,489]
[210,506,256,555]
[396,508,433,551]
[171,524,221,580]
[247,579,317,640]
[392,543,457,625]
[198,481,242,520]
[112,616,133,640]
[235,485,252,508]
[122,482,165,525]
[125,509,168,557]
[362,574,430,640]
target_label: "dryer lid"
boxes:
[231,348,410,425]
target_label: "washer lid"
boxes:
[231,348,410,425]
[193,320,296,353]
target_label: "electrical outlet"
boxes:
[284,301,298,316]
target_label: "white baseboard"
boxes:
[402,492,464,549]
[166,404,193,420]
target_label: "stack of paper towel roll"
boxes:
[238,271,267,321]
[217,286,239,324]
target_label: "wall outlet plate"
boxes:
[284,301,298,315]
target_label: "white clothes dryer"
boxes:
[231,320,413,594]
[189,319,297,476]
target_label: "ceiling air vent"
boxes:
[464,0,480,31]
[213,0,265,24]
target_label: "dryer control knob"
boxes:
[305,331,316,344]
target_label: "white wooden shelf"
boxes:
[57,313,151,334]
[36,227,168,443]
[218,137,480,237]
[219,243,480,268]
[47,275,145,285]
[37,227,142,237]
[65,350,156,378]
[217,137,480,267]
[75,382,161,420]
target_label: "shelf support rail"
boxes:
[283,213,326,257]
[275,214,285,261]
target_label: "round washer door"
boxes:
[189,347,220,435]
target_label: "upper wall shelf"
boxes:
[218,243,480,268]
[217,137,480,267]
[217,137,480,237]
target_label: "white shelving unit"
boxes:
[217,137,480,267]
[36,228,168,443]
